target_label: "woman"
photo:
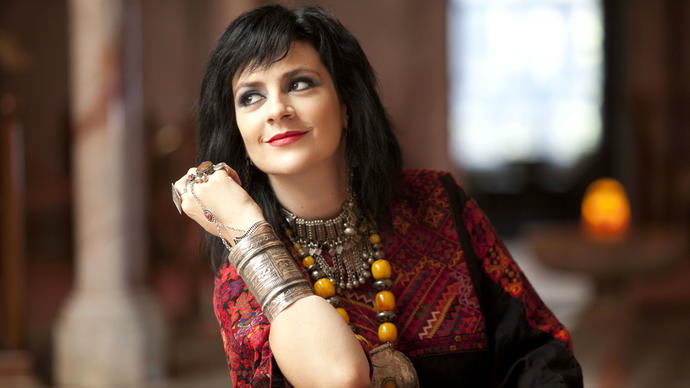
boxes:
[172,5,582,387]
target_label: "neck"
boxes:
[269,154,348,220]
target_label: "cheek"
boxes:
[308,98,344,140]
[235,112,261,152]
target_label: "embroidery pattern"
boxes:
[461,197,573,348]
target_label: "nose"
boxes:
[266,95,294,124]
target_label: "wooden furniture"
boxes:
[528,224,688,297]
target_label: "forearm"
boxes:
[228,221,370,387]
[269,295,371,388]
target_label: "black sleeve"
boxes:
[440,173,583,388]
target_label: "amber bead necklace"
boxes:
[281,194,398,345]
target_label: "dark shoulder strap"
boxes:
[439,173,490,319]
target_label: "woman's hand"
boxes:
[172,163,265,243]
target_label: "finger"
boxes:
[175,168,196,189]
[174,168,196,194]
[207,164,242,187]
[172,179,188,215]
[172,167,198,214]
[173,179,187,197]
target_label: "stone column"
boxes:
[54,0,166,386]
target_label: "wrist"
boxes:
[238,206,265,230]
[217,206,265,244]
[228,221,313,321]
[231,218,267,245]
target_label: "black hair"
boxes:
[197,5,402,272]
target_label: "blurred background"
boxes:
[1,0,688,387]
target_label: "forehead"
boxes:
[232,41,325,87]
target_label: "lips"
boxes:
[267,131,308,146]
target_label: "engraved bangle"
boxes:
[228,221,314,322]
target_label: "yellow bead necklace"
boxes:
[281,196,398,344]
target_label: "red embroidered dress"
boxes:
[213,170,582,387]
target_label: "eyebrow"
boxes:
[234,67,321,92]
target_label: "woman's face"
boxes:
[232,41,347,179]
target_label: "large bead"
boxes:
[371,259,392,279]
[336,307,350,323]
[344,227,355,235]
[369,233,381,244]
[314,278,335,298]
[375,290,395,311]
[378,322,398,343]
[302,255,315,268]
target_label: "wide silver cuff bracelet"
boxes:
[228,221,313,322]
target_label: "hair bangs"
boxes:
[229,8,309,81]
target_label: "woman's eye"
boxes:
[289,78,314,92]
[239,92,263,106]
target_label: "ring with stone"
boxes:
[194,161,215,183]
[171,183,186,214]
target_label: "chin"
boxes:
[252,140,345,178]
[261,153,344,179]
[257,158,320,177]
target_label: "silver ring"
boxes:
[171,182,185,214]
[213,162,228,171]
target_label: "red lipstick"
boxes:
[267,131,307,146]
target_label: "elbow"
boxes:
[326,363,370,388]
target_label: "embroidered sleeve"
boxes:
[460,196,582,387]
[462,198,572,346]
[214,262,273,387]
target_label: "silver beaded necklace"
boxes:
[281,194,385,292]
